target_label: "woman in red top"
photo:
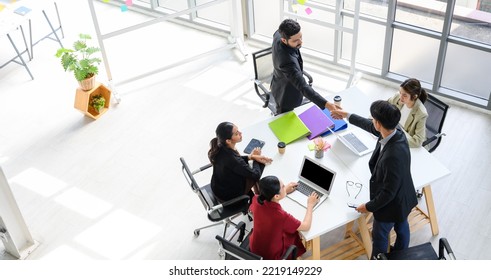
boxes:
[249,176,318,259]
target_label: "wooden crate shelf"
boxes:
[302,231,368,260]
[74,82,111,119]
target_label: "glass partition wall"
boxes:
[105,0,491,110]
[389,0,491,107]
[248,0,491,109]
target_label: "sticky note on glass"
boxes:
[0,4,5,12]
[102,0,110,3]
[291,4,299,12]
[297,0,307,5]
[125,0,133,6]
[121,4,127,12]
[305,7,312,15]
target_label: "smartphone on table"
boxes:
[243,138,265,154]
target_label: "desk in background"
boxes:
[0,0,63,79]
[0,1,33,79]
[239,86,450,259]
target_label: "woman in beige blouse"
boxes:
[388,78,428,148]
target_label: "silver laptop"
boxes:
[328,127,375,156]
[287,156,336,210]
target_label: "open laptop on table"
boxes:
[327,127,375,156]
[287,156,336,210]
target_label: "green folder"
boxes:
[268,111,311,144]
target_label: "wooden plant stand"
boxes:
[74,82,111,119]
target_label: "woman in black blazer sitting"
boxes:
[208,122,272,202]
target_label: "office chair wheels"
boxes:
[194,229,200,237]
[218,248,225,259]
[247,213,253,222]
[246,209,253,221]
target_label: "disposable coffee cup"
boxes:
[334,95,342,107]
[277,142,286,154]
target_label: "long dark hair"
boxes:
[208,122,234,164]
[400,78,428,103]
[257,176,281,205]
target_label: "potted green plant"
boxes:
[55,33,101,91]
[90,94,106,113]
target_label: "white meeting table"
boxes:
[238,86,450,260]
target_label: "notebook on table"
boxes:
[268,111,311,144]
[287,156,336,210]
[298,105,335,140]
[327,127,375,156]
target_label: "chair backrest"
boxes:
[423,94,449,153]
[252,47,273,87]
[376,238,455,260]
[252,47,278,115]
[180,157,215,212]
[251,47,313,116]
[216,234,298,260]
[380,242,439,260]
[216,235,262,260]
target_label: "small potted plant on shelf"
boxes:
[55,33,101,91]
[89,94,106,113]
[313,137,331,159]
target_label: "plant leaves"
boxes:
[55,33,101,81]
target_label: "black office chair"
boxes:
[180,157,250,238]
[216,222,297,260]
[252,47,312,116]
[376,238,456,260]
[422,94,449,153]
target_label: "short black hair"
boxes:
[278,19,301,40]
[370,100,401,130]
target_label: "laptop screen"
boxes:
[299,157,336,193]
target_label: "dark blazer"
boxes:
[271,31,327,114]
[349,114,418,223]
[210,147,265,202]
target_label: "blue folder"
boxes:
[320,109,348,136]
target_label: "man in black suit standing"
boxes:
[271,19,340,114]
[332,100,418,259]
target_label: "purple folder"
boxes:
[298,105,335,140]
